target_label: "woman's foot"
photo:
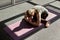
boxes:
[45,22,50,28]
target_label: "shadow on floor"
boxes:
[7,19,45,40]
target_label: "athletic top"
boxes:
[33,5,49,21]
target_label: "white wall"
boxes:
[0,0,31,7]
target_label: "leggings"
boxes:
[41,11,48,25]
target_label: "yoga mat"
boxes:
[3,12,57,40]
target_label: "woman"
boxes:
[24,5,50,28]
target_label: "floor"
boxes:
[0,0,60,40]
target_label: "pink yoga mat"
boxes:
[4,12,57,40]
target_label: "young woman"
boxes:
[24,5,50,28]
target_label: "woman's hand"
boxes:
[24,16,32,22]
[24,13,39,27]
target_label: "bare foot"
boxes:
[45,22,50,28]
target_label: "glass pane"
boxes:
[0,0,11,8]
[15,0,31,3]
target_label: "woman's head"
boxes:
[26,8,39,17]
[25,8,39,22]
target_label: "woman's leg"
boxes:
[41,11,49,28]
[41,19,49,28]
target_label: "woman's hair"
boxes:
[32,8,39,22]
[25,10,32,17]
[25,8,39,22]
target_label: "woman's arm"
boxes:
[30,20,39,26]
[24,15,39,26]
[24,10,40,26]
[28,14,40,27]
[24,13,30,22]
